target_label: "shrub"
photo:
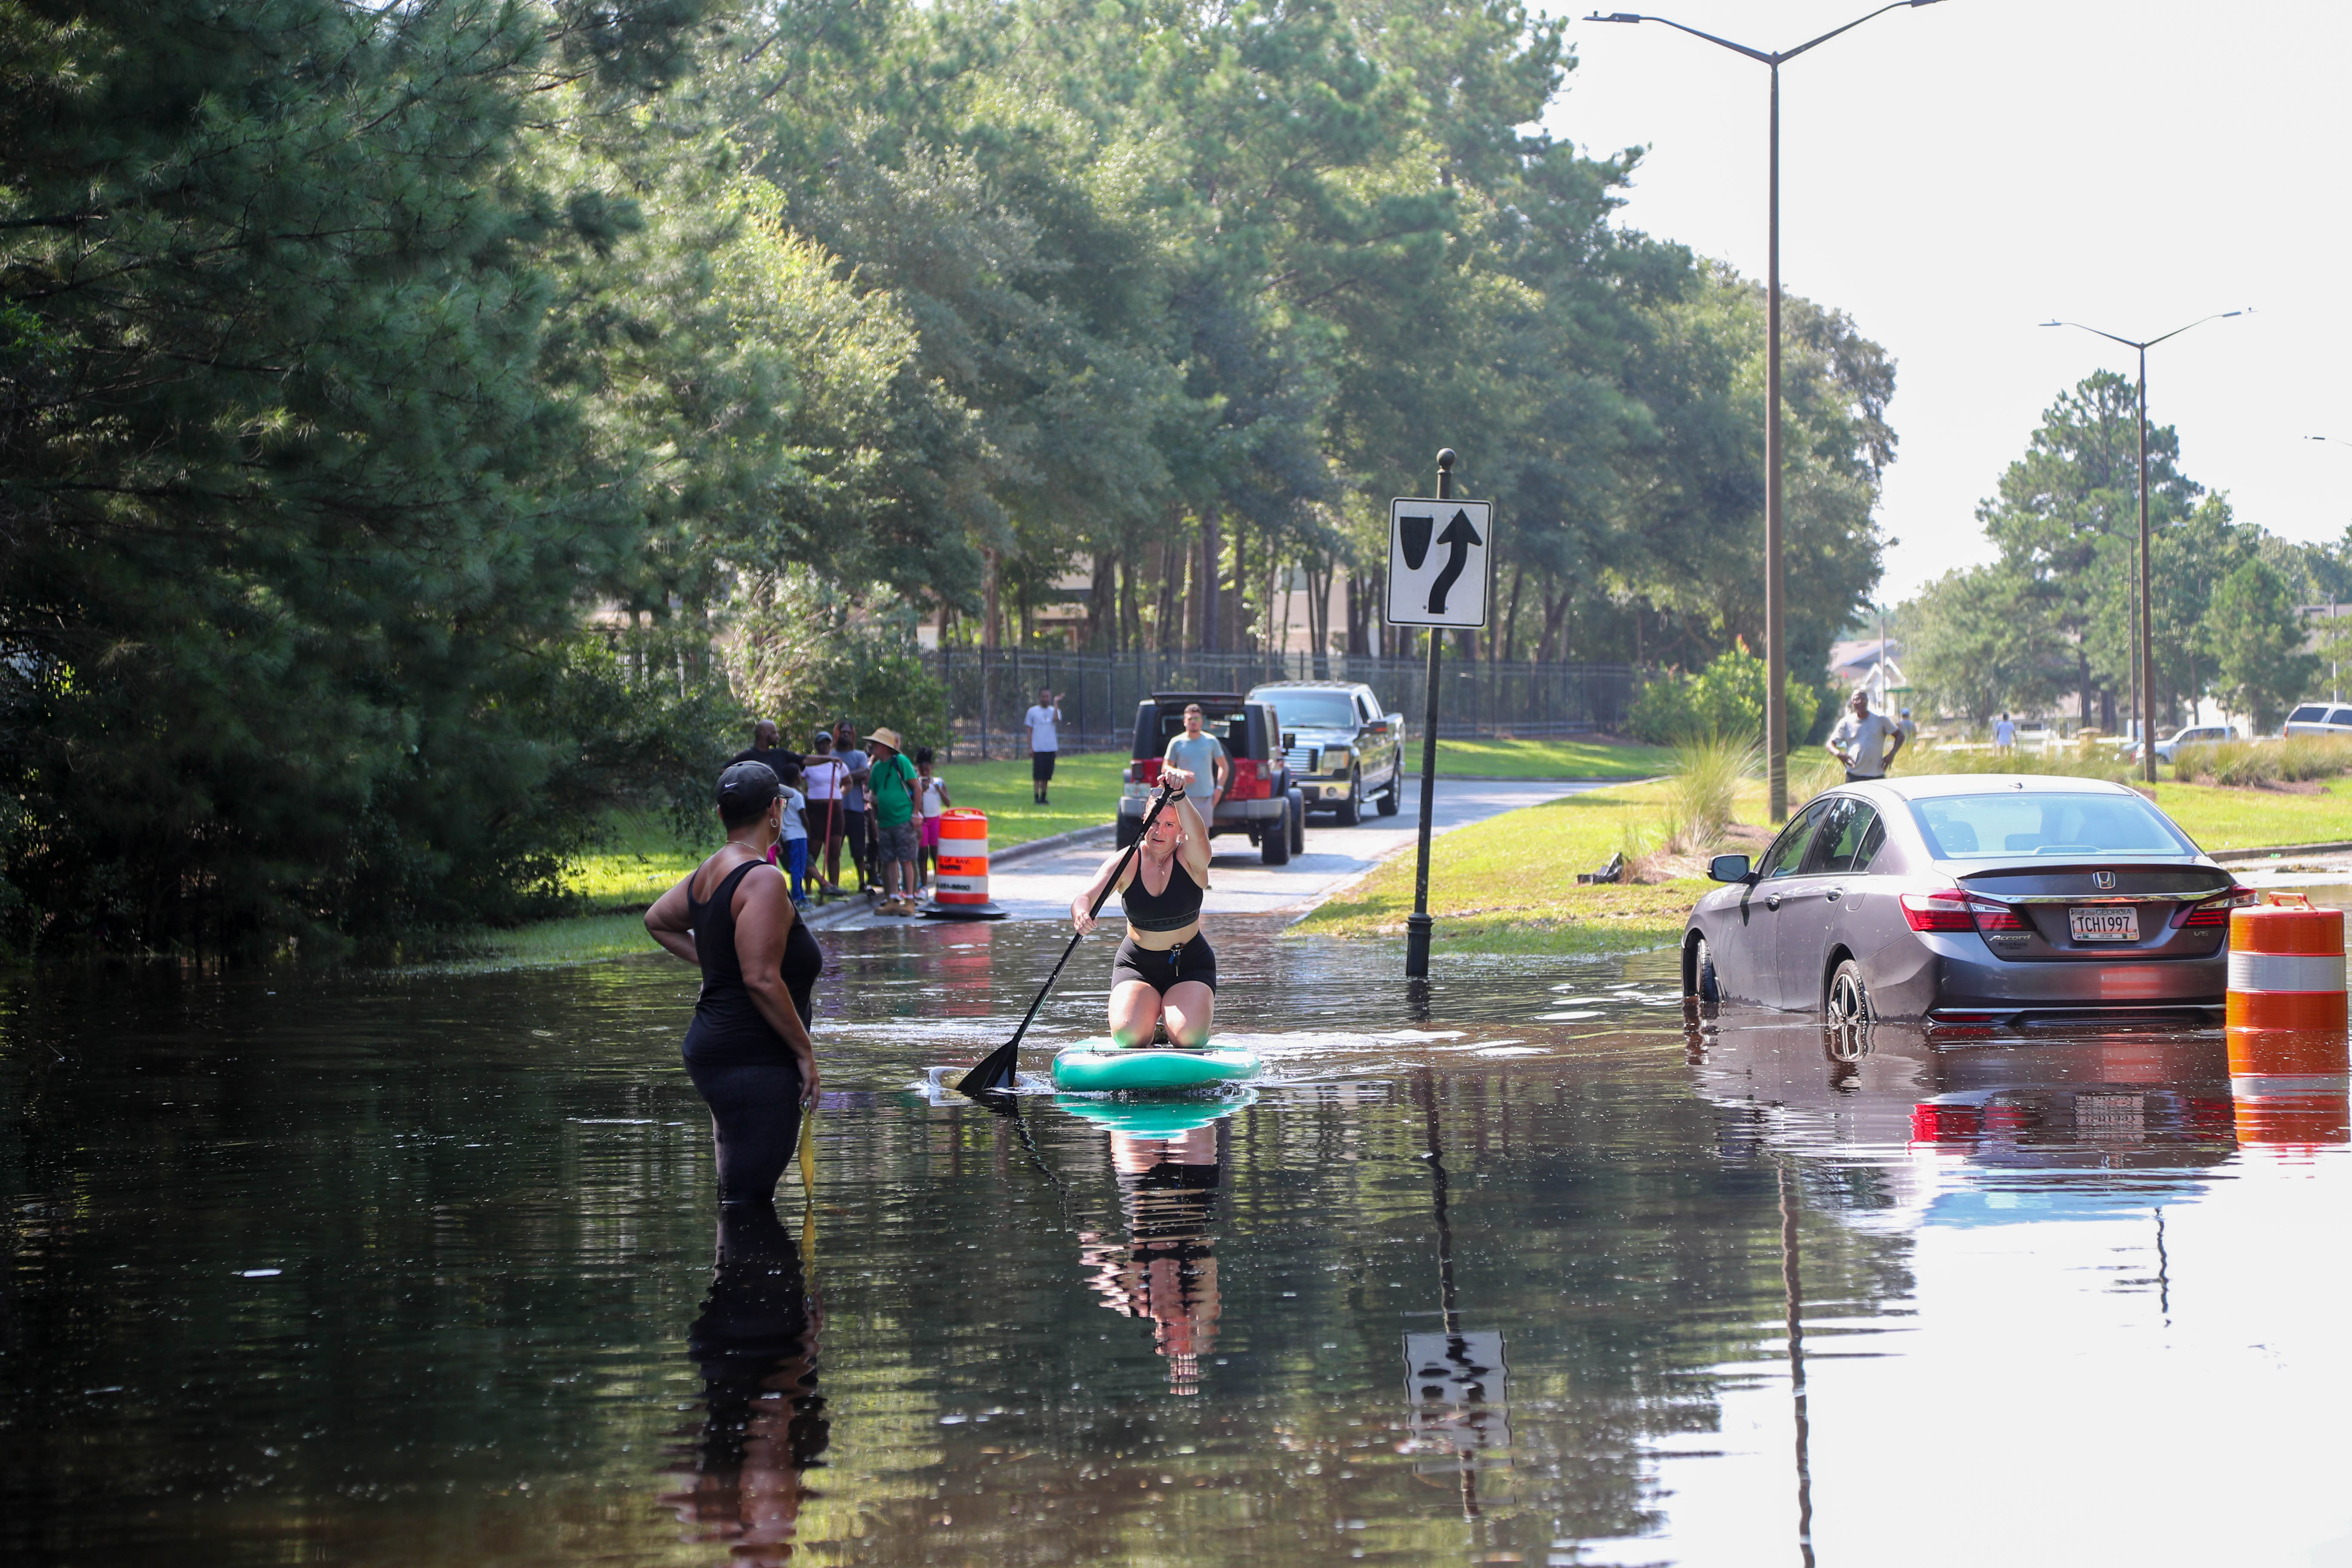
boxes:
[1632,643,1821,746]
[1900,743,2130,784]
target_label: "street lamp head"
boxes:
[1587,11,1642,21]
[2038,320,2062,328]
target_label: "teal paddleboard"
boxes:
[1049,1038,1261,1093]
[1055,1088,1258,1135]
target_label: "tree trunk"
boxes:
[983,550,1002,649]
[1199,510,1221,653]
[1502,563,1525,665]
[1086,551,1115,651]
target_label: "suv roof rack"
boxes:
[1148,691,1246,705]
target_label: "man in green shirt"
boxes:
[864,727,923,916]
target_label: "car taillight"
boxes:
[1900,891,1974,932]
[1228,757,1268,799]
[1969,898,2030,933]
[1137,758,1163,786]
[1910,1102,1982,1142]
[2172,885,2256,928]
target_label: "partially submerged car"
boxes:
[1682,775,2248,1027]
[1117,692,1305,864]
[1245,680,1405,824]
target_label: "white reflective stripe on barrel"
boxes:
[2228,950,2349,994]
[936,838,988,858]
[2232,1073,2352,1096]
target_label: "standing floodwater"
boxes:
[6,920,2352,1566]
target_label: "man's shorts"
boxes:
[1032,750,1057,783]
[878,817,920,863]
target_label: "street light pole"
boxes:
[2041,311,2248,782]
[1589,1,1943,823]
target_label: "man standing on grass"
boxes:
[1163,702,1229,816]
[1023,688,1063,805]
[730,719,801,781]
[1828,689,1905,784]
[1994,712,2016,754]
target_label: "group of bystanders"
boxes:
[726,718,951,916]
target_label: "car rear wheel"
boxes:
[1334,769,1362,826]
[1825,959,1871,1028]
[1288,794,1305,855]
[1261,813,1291,864]
[1375,770,1400,815]
[1114,812,1140,849]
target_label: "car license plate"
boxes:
[2068,905,2139,943]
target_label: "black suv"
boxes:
[1246,680,1405,824]
[1116,692,1305,864]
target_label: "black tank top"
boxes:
[1121,854,1204,932]
[683,857,824,1065]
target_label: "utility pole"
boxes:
[1591,0,1944,819]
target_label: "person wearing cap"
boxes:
[863,727,923,916]
[831,720,875,894]
[643,761,822,1208]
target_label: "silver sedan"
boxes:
[1681,775,2247,1027]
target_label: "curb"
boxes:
[2213,840,2352,864]
[993,824,1117,866]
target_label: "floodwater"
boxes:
[5,917,2352,1567]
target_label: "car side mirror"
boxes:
[1708,854,1752,884]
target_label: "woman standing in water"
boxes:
[645,762,821,1207]
[1070,765,1215,1047]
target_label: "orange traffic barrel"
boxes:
[923,808,1007,920]
[2226,903,2348,1035]
[2226,901,2348,1147]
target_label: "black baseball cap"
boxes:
[716,760,782,812]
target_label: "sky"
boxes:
[1543,0,2352,607]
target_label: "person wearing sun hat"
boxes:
[864,726,923,916]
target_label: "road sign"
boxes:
[1386,497,1493,628]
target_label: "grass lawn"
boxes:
[2150,777,2352,853]
[556,753,1136,913]
[1292,772,2352,961]
[1428,736,1673,780]
[1294,778,1762,958]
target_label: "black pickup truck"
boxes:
[1115,692,1306,864]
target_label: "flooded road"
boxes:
[5,919,2351,1566]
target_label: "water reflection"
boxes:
[664,1203,828,1565]
[1074,1118,1226,1394]
[11,916,2352,1567]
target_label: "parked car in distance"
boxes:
[2130,723,2234,763]
[1244,680,1405,825]
[1117,692,1305,864]
[1682,775,2246,1028]
[2283,702,2352,738]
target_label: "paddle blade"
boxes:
[956,1036,1023,1097]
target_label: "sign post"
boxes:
[1389,450,1494,978]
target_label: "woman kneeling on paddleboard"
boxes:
[1072,766,1215,1047]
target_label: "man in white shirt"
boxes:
[1993,712,2016,753]
[1828,690,1905,783]
[1023,687,1063,803]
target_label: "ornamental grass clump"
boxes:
[1661,735,1757,855]
[2174,735,2352,787]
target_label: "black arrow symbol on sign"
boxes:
[1427,509,1482,614]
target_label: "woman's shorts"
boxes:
[1112,933,1217,995]
[920,816,942,849]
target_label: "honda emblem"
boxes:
[2094,870,2116,890]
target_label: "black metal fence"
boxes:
[931,648,1639,759]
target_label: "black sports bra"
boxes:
[1121,855,1205,932]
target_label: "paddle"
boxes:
[956,781,1180,1096]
